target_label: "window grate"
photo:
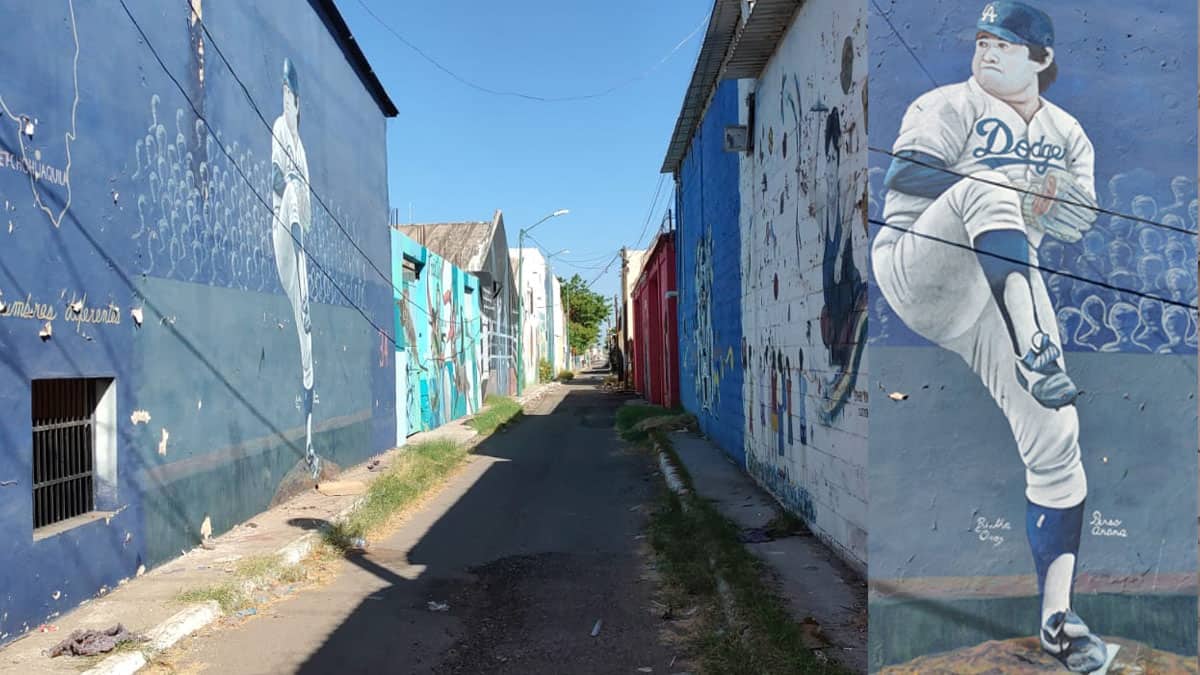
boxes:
[32,379,97,530]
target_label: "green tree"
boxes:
[559,274,610,356]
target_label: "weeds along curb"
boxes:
[82,601,221,675]
[650,434,739,636]
[89,385,556,675]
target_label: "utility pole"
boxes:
[516,209,568,395]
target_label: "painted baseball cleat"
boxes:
[1040,609,1109,673]
[1015,331,1079,409]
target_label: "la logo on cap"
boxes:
[981,3,998,23]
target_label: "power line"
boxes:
[869,0,943,95]
[355,0,709,103]
[634,174,668,249]
[194,16,441,325]
[869,217,1197,310]
[118,0,397,343]
[122,0,486,372]
[869,147,1197,236]
[867,0,1197,237]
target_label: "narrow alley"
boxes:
[152,372,678,674]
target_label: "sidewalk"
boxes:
[0,384,562,675]
[664,430,868,673]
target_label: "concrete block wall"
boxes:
[739,0,868,571]
[677,80,747,464]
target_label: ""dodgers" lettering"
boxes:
[972,118,1068,175]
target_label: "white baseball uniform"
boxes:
[271,115,314,390]
[873,76,1096,508]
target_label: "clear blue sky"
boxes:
[335,0,707,312]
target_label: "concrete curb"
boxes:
[83,383,564,674]
[83,601,220,675]
[81,651,147,675]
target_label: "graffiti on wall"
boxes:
[870,0,1197,671]
[816,107,868,425]
[394,241,481,435]
[739,0,867,567]
[692,226,718,414]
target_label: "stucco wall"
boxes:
[392,231,482,436]
[868,0,1197,668]
[677,79,747,462]
[0,0,394,642]
[739,0,868,570]
[514,248,549,386]
[477,220,518,398]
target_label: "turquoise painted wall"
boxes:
[391,230,482,435]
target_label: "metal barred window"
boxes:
[32,379,99,530]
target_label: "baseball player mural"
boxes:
[873,2,1116,671]
[271,58,321,480]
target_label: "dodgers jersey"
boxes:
[271,116,311,233]
[881,77,1096,236]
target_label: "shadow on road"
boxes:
[290,383,670,675]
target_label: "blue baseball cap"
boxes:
[976,1,1054,49]
[283,58,299,96]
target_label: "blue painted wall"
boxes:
[676,80,746,465]
[0,0,394,642]
[868,0,1197,669]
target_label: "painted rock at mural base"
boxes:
[879,636,1196,674]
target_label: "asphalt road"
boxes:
[165,375,678,674]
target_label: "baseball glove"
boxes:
[1021,170,1098,243]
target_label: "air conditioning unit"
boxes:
[724,125,750,153]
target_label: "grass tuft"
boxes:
[467,396,523,435]
[556,370,575,382]
[615,404,689,442]
[324,438,467,551]
[645,433,847,674]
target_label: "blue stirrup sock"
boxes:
[1027,499,1085,599]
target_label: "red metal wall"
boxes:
[631,233,679,408]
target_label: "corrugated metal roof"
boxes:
[724,0,803,78]
[395,220,495,271]
[660,0,745,175]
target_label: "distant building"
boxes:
[631,232,679,408]
[389,230,483,439]
[396,210,520,398]
[618,248,648,387]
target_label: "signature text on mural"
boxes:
[974,516,1012,547]
[1090,511,1128,538]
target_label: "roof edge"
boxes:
[311,0,399,117]
[660,0,745,175]
[724,0,804,79]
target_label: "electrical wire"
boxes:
[869,147,1198,236]
[869,217,1197,310]
[119,0,397,344]
[354,0,710,103]
[194,16,442,325]
[867,0,1197,237]
[122,0,481,371]
[633,174,668,249]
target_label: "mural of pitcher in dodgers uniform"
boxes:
[874,2,1118,671]
[271,58,321,480]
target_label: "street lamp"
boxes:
[517,209,568,395]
